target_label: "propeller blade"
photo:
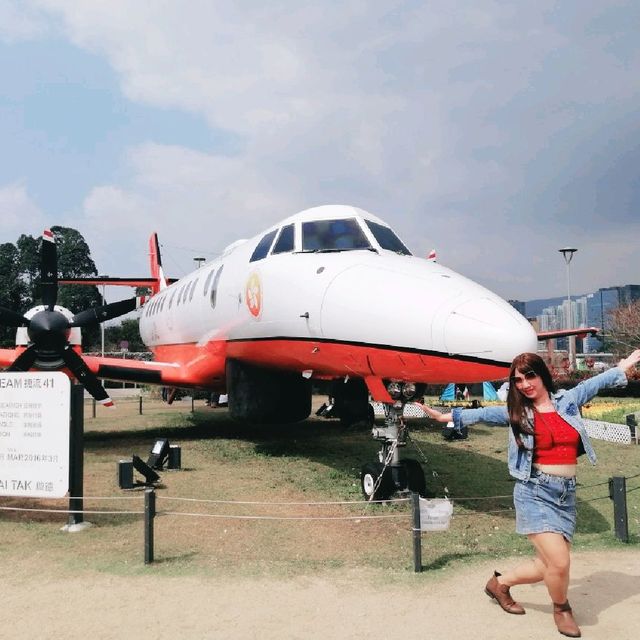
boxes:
[7,345,38,372]
[70,297,139,328]
[0,306,30,327]
[41,229,58,311]
[62,347,114,407]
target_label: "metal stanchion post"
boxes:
[139,395,143,415]
[609,476,629,543]
[68,384,85,527]
[411,492,422,572]
[144,488,156,564]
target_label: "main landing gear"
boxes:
[360,393,429,501]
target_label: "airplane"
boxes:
[0,205,599,500]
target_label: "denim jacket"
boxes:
[451,366,628,481]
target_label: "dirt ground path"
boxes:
[3,549,639,640]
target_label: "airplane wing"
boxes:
[82,349,226,389]
[537,327,599,340]
[0,348,225,390]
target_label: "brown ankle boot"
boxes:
[553,601,581,637]
[484,571,526,614]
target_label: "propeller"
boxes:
[0,229,142,407]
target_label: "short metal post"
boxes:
[92,398,96,418]
[411,492,422,573]
[191,396,195,412]
[68,385,85,526]
[139,395,143,415]
[144,488,156,564]
[609,476,629,543]
[626,414,638,444]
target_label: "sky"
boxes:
[1,0,639,301]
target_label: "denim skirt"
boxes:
[513,470,577,542]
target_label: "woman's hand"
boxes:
[618,349,640,376]
[415,403,453,423]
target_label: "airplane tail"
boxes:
[149,232,168,294]
[60,232,175,294]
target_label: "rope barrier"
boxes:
[448,494,512,501]
[0,505,144,515]
[579,494,611,503]
[159,511,408,521]
[74,495,145,501]
[157,495,409,506]
[578,480,611,489]
[452,508,515,516]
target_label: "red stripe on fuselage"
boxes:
[150,338,509,385]
[226,338,508,383]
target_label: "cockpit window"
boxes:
[301,218,371,252]
[249,229,278,262]
[364,220,411,255]
[272,224,295,254]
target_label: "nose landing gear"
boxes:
[360,401,428,501]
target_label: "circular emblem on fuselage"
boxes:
[245,272,262,318]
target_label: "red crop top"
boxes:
[533,411,580,465]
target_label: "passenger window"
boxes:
[189,278,199,302]
[272,224,294,254]
[203,267,216,296]
[249,230,277,262]
[210,265,224,308]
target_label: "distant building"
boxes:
[532,284,640,353]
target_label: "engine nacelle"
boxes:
[226,359,311,425]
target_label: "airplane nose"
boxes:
[442,297,538,363]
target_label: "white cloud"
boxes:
[12,0,640,298]
[0,182,47,239]
[80,143,298,277]
[0,0,48,43]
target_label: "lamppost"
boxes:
[558,248,577,369]
[99,276,108,357]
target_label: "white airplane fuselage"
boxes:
[138,205,537,392]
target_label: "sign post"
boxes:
[64,384,88,531]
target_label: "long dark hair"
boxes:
[507,352,555,442]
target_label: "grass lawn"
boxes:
[0,396,638,578]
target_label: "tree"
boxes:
[104,318,146,353]
[0,226,103,349]
[0,243,27,347]
[50,225,100,305]
[15,234,39,309]
[608,300,640,360]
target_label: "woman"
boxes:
[418,349,640,638]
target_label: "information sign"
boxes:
[0,372,70,498]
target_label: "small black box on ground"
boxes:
[118,459,134,489]
[168,445,182,469]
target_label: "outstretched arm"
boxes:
[617,349,640,376]
[415,403,453,423]
[566,348,640,408]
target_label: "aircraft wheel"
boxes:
[360,462,393,501]
[402,459,430,497]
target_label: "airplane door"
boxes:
[255,255,333,338]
